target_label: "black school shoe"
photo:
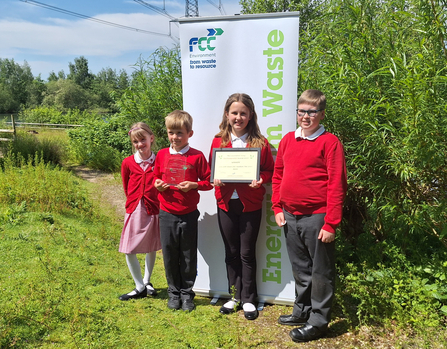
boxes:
[289,323,326,343]
[118,287,147,301]
[244,309,259,320]
[144,282,157,296]
[278,314,308,326]
[181,299,196,311]
[167,297,181,310]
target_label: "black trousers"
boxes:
[283,211,336,330]
[159,209,199,301]
[217,199,262,304]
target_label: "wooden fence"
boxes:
[0,115,16,142]
[0,116,83,142]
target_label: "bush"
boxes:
[67,115,132,172]
[19,106,97,125]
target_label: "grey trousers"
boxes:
[159,209,200,301]
[283,211,336,330]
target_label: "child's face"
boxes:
[297,103,325,137]
[167,126,193,152]
[132,131,154,160]
[226,101,252,137]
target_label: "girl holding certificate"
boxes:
[209,93,274,320]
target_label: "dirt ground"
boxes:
[71,165,126,218]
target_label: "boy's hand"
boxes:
[154,179,169,192]
[249,178,263,189]
[275,212,286,227]
[176,181,198,192]
[213,179,225,187]
[318,229,335,243]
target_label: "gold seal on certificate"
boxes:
[165,155,187,185]
[211,148,261,183]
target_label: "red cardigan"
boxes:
[272,131,347,233]
[209,137,274,212]
[153,147,212,215]
[121,155,159,215]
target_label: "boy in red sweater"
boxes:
[154,110,212,311]
[272,90,347,342]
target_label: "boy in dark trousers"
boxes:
[272,90,347,342]
[154,110,212,311]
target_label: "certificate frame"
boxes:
[210,148,261,183]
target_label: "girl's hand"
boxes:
[154,179,169,192]
[213,179,224,187]
[249,178,263,189]
[176,181,198,192]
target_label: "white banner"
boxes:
[178,13,299,305]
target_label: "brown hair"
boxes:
[297,89,326,110]
[128,122,155,152]
[165,110,193,133]
[215,93,265,148]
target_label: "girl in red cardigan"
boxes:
[118,122,161,301]
[209,93,274,320]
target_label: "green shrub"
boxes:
[19,106,97,125]
[67,115,131,172]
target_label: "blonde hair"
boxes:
[297,89,326,110]
[165,110,193,133]
[215,93,265,148]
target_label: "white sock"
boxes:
[223,299,238,309]
[125,254,145,292]
[243,303,256,312]
[143,252,156,289]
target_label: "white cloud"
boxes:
[0,13,177,58]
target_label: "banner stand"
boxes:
[178,12,300,306]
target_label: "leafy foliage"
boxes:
[115,46,183,149]
[67,115,132,172]
[19,106,95,125]
[243,0,447,330]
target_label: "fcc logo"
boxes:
[189,28,224,52]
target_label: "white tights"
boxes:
[125,252,156,292]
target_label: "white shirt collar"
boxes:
[134,152,155,164]
[231,132,248,142]
[169,144,190,155]
[295,125,325,140]
[231,133,248,148]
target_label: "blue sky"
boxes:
[0,0,242,80]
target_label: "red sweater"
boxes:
[121,155,159,215]
[209,137,274,212]
[154,147,212,215]
[272,131,347,233]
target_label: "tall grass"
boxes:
[0,155,93,215]
[0,130,66,166]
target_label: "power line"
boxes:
[19,0,174,39]
[133,0,176,21]
[207,0,226,15]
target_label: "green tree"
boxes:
[42,79,94,111]
[67,56,94,90]
[240,0,323,31]
[26,75,47,108]
[0,58,34,112]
